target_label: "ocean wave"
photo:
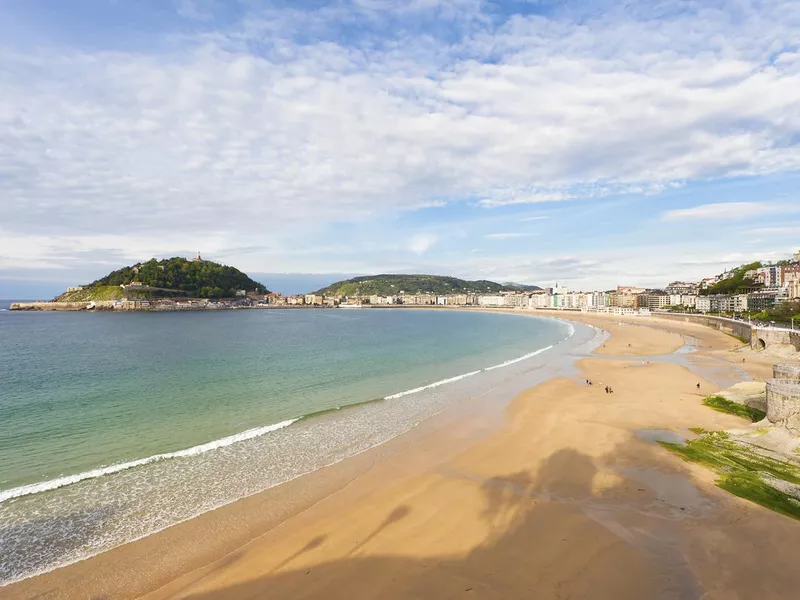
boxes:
[384,369,483,400]
[0,418,298,504]
[483,345,554,371]
[2,318,576,505]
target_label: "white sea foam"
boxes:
[483,344,554,370]
[385,323,572,399]
[0,418,298,503]
[384,370,483,399]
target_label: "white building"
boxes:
[477,295,506,307]
[591,291,608,308]
[697,294,748,313]
[753,266,782,288]
[528,293,553,309]
[669,294,697,308]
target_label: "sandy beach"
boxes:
[6,311,800,599]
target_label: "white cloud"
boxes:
[1,0,799,275]
[408,234,437,254]
[484,233,535,239]
[750,226,800,235]
[175,0,214,21]
[661,202,796,221]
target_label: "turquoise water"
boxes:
[0,308,575,585]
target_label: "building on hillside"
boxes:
[781,265,800,296]
[665,282,698,296]
[789,279,800,300]
[699,277,718,290]
[753,265,782,288]
[793,249,800,263]
[747,290,782,312]
[189,252,203,263]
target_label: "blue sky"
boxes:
[1,0,799,297]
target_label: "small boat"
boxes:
[339,302,363,309]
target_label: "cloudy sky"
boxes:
[1,0,799,297]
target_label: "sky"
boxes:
[1,0,799,297]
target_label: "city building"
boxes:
[642,293,670,311]
[752,265,782,288]
[477,295,506,307]
[665,282,698,296]
[747,290,781,312]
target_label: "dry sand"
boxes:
[6,312,800,599]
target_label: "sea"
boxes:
[0,306,588,585]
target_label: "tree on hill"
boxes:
[91,257,268,298]
[701,262,763,296]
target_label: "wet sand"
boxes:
[6,311,799,599]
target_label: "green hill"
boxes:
[700,262,763,296]
[314,274,523,296]
[57,257,269,301]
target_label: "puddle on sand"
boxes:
[634,428,690,445]
[616,465,709,510]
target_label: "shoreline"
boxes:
[6,311,800,598]
[1,309,591,595]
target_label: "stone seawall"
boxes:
[774,364,800,382]
[654,313,753,342]
[766,379,800,423]
[751,328,800,352]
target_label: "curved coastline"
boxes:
[1,309,588,588]
[0,316,571,507]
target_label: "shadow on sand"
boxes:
[174,440,711,600]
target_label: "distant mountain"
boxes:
[314,274,526,296]
[251,272,361,296]
[502,282,543,292]
[57,257,269,301]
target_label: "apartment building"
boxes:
[665,282,698,296]
[695,294,747,313]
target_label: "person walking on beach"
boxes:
[696,383,700,390]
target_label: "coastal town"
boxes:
[10,248,800,315]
